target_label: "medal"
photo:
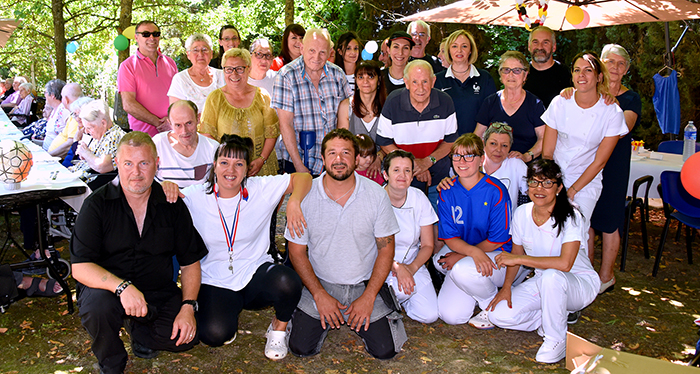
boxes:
[215,186,243,275]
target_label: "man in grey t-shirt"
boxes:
[285,129,405,359]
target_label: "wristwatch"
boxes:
[526,151,535,160]
[429,156,437,164]
[182,299,199,312]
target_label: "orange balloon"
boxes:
[566,6,584,25]
[681,152,700,199]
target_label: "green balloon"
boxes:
[114,35,129,51]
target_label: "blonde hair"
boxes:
[451,133,484,157]
[444,30,478,66]
[222,48,251,67]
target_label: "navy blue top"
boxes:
[475,90,546,154]
[435,67,497,135]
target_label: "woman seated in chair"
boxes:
[9,83,35,127]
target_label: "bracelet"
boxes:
[115,280,132,297]
[260,156,267,164]
[571,186,578,192]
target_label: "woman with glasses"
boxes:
[271,24,306,71]
[433,133,528,328]
[474,51,546,162]
[334,32,362,92]
[488,159,600,363]
[200,48,280,176]
[247,38,277,95]
[210,25,241,68]
[168,33,225,114]
[435,30,496,135]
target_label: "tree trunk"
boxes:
[52,0,66,81]
[285,0,294,25]
[118,0,133,65]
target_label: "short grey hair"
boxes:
[70,96,93,112]
[601,44,631,66]
[407,20,431,39]
[483,122,513,146]
[185,33,213,51]
[79,99,112,126]
[19,82,35,92]
[404,59,434,80]
[45,79,66,101]
[249,38,271,53]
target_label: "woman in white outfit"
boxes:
[488,159,601,364]
[382,150,439,324]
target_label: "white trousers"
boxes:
[489,269,599,343]
[386,265,438,324]
[434,247,529,325]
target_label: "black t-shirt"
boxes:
[410,53,445,74]
[475,90,545,154]
[523,60,571,108]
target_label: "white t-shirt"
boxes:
[167,68,225,113]
[248,70,277,98]
[153,132,219,188]
[182,174,291,291]
[511,202,598,279]
[391,186,438,265]
[489,157,528,207]
[43,103,70,151]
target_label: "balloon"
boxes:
[573,9,590,29]
[66,41,78,53]
[123,25,136,40]
[365,40,378,54]
[114,34,129,51]
[681,152,700,199]
[565,6,584,25]
[361,50,373,61]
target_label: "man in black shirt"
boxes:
[522,26,572,108]
[71,131,208,374]
[407,20,445,74]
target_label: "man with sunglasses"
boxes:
[117,20,178,136]
[522,26,572,108]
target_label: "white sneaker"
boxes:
[265,323,289,360]
[223,332,237,345]
[535,338,566,363]
[468,310,494,330]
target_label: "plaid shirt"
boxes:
[271,57,351,175]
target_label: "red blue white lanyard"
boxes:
[215,186,243,274]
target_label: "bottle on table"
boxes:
[683,120,697,161]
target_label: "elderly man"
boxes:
[522,26,571,108]
[71,131,208,374]
[377,60,457,209]
[247,38,277,95]
[407,20,444,74]
[117,20,177,136]
[0,78,12,100]
[153,100,219,187]
[378,38,391,68]
[42,79,71,151]
[271,28,352,176]
[1,76,27,112]
[48,82,83,157]
[286,128,405,359]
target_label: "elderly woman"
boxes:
[488,159,600,363]
[9,82,35,126]
[334,32,362,92]
[382,150,439,324]
[474,51,546,161]
[69,99,126,185]
[42,79,70,151]
[199,48,280,177]
[247,38,277,95]
[168,33,225,114]
[382,31,414,95]
[271,24,305,71]
[435,30,496,135]
[210,25,241,68]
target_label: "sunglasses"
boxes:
[136,31,161,38]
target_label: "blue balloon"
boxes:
[361,50,373,61]
[66,41,78,53]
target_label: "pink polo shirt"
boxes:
[117,49,177,136]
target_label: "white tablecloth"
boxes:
[627,151,684,199]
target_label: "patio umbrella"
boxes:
[399,0,700,31]
[0,19,20,48]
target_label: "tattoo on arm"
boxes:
[101,275,108,282]
[376,236,394,250]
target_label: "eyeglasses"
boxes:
[136,31,161,38]
[411,32,427,38]
[451,153,478,162]
[223,66,247,74]
[252,51,273,60]
[527,179,556,189]
[499,67,525,75]
[221,37,239,42]
[188,47,210,54]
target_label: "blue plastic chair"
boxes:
[657,140,700,155]
[653,171,700,276]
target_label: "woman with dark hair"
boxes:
[271,24,306,71]
[210,25,241,68]
[334,32,362,92]
[337,60,387,178]
[174,134,312,359]
[488,159,600,364]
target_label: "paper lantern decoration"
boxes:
[66,41,78,53]
[0,140,33,190]
[123,25,136,40]
[681,152,700,199]
[565,6,584,25]
[114,35,129,51]
[573,9,590,29]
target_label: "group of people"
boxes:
[0,16,644,373]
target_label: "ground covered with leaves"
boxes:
[0,207,698,374]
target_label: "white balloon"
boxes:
[365,40,378,54]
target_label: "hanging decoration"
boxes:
[565,5,585,24]
[66,41,78,53]
[114,34,129,51]
[573,9,591,29]
[514,0,549,31]
[123,26,136,40]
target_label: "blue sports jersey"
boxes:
[437,175,512,252]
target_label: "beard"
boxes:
[531,48,552,63]
[325,161,354,181]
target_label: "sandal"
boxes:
[468,310,494,330]
[25,278,62,297]
[264,323,289,360]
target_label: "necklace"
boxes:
[215,186,243,274]
[452,65,470,74]
[324,178,355,203]
[533,207,550,225]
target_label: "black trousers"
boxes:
[76,283,196,374]
[196,262,302,347]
